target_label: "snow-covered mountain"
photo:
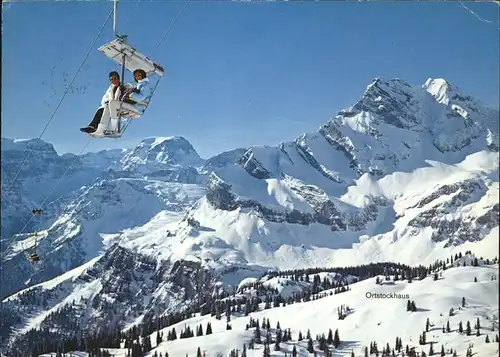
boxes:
[1,138,104,239]
[201,148,249,173]
[1,178,206,299]
[119,136,205,173]
[1,76,498,356]
[78,147,127,171]
[175,76,499,271]
[0,136,207,237]
[7,260,500,357]
[1,135,209,299]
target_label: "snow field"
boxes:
[143,265,499,357]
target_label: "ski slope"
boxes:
[39,264,499,357]
[144,265,499,357]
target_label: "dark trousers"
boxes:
[89,107,104,128]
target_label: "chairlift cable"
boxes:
[0,9,113,203]
[153,0,192,56]
[122,0,141,31]
[1,9,113,263]
[1,139,93,262]
[119,0,191,134]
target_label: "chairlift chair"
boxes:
[88,37,165,139]
[27,253,41,263]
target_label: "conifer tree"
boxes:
[327,329,333,344]
[254,325,261,343]
[419,331,426,345]
[307,337,314,353]
[333,329,340,348]
[466,321,471,335]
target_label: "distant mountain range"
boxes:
[1,76,498,355]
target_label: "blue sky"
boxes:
[2,1,499,158]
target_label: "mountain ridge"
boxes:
[1,76,498,355]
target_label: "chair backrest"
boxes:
[130,94,152,108]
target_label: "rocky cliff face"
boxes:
[1,244,217,356]
[407,179,499,247]
[205,172,379,231]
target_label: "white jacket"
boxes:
[100,84,123,108]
